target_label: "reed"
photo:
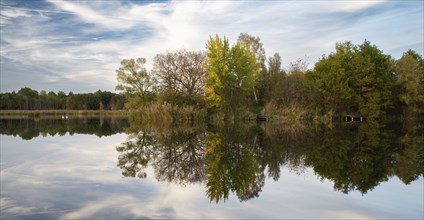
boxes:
[260,101,332,126]
[134,102,207,124]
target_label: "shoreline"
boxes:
[0,110,129,118]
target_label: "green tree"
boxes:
[260,53,286,105]
[115,58,154,109]
[205,35,258,114]
[57,91,67,109]
[237,33,266,104]
[17,87,39,110]
[394,50,424,114]
[350,41,394,119]
[311,43,354,114]
[268,53,284,76]
[110,93,126,110]
[311,41,394,118]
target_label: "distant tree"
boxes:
[95,90,114,110]
[0,88,125,110]
[18,87,39,110]
[57,91,67,109]
[110,94,126,110]
[47,91,58,109]
[0,93,12,109]
[115,58,154,109]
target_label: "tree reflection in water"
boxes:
[205,123,265,202]
[305,120,424,194]
[0,116,129,139]
[117,122,207,185]
[116,118,423,202]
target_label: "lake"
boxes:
[1,116,423,219]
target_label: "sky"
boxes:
[0,0,423,93]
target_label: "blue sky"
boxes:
[1,0,423,93]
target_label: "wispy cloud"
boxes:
[0,0,422,93]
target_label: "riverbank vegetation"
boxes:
[115,33,423,123]
[2,33,423,123]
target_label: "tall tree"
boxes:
[350,41,394,119]
[268,53,284,76]
[311,41,394,118]
[152,49,206,105]
[260,53,285,104]
[311,43,355,114]
[395,50,424,114]
[115,58,154,109]
[237,33,266,73]
[205,35,258,113]
[204,35,230,109]
[237,33,266,104]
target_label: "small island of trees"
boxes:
[114,33,423,123]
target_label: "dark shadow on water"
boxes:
[0,116,129,139]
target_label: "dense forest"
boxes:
[0,88,126,110]
[2,33,423,121]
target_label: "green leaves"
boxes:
[395,51,424,111]
[311,40,394,118]
[115,57,154,109]
[204,35,258,112]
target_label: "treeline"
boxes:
[117,33,423,121]
[0,88,126,110]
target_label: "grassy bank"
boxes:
[0,110,129,118]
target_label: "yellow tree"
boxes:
[205,35,258,113]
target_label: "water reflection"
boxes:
[0,116,129,139]
[0,117,421,203]
[117,119,423,202]
[308,121,423,193]
[1,117,422,219]
[117,122,207,185]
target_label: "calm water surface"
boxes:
[1,116,423,219]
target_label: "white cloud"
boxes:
[47,0,169,31]
[0,7,32,18]
[0,7,31,26]
[0,0,422,92]
[329,1,386,13]
[0,197,37,217]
